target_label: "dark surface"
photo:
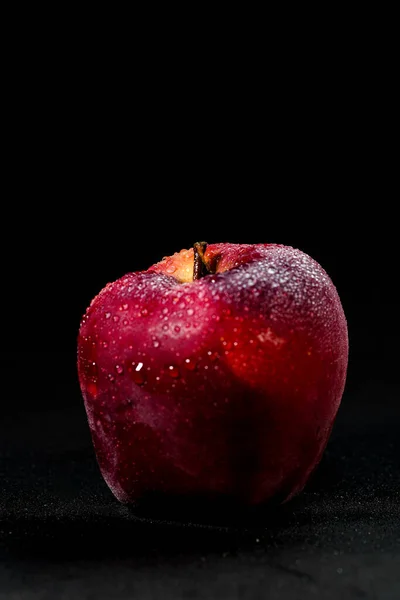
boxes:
[1,354,399,599]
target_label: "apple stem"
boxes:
[193,241,211,280]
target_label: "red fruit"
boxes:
[77,243,348,508]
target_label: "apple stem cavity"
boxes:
[193,241,213,280]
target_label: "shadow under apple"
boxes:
[0,442,350,564]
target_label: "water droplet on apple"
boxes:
[166,264,176,274]
[187,308,194,316]
[123,319,129,326]
[132,362,145,385]
[105,312,111,319]
[115,364,124,374]
[153,339,160,348]
[168,365,180,378]
[184,358,196,370]
[141,308,148,317]
[113,315,119,323]
[162,308,169,314]
[103,341,108,348]
[162,324,169,331]
[107,373,115,382]
[174,325,181,333]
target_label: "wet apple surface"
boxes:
[77,243,348,507]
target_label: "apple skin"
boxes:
[77,243,348,508]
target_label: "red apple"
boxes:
[77,242,348,508]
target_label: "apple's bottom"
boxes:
[123,490,297,528]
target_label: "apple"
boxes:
[77,242,348,509]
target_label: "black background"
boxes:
[1,35,399,598]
